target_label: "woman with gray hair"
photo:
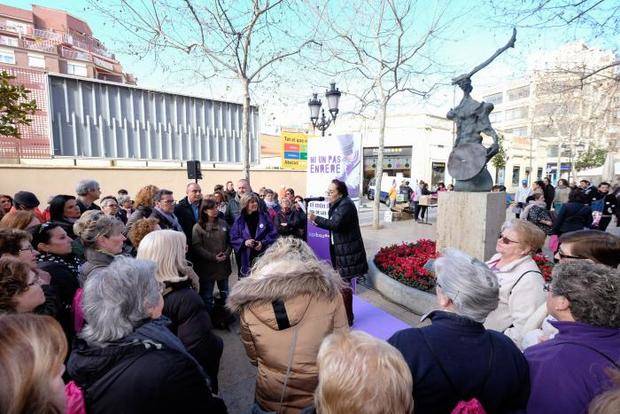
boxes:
[388,248,529,414]
[67,257,226,413]
[525,261,620,414]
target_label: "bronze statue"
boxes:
[447,29,517,192]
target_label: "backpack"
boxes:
[420,330,494,414]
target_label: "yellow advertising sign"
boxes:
[280,131,308,170]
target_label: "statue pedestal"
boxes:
[436,192,506,261]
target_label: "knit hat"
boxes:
[13,191,40,208]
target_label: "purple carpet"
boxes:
[352,295,412,340]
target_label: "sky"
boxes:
[10,0,620,132]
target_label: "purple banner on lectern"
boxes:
[306,201,331,264]
[306,133,361,262]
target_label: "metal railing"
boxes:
[21,39,57,53]
[60,46,91,62]
[0,35,18,47]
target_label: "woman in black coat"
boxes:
[309,179,368,326]
[551,188,593,236]
[137,229,224,393]
[67,257,226,414]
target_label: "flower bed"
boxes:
[374,240,555,291]
[374,239,438,291]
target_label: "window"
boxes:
[537,168,543,180]
[66,61,87,77]
[431,162,446,187]
[505,126,528,137]
[484,92,503,105]
[0,35,18,47]
[547,145,559,157]
[512,166,521,186]
[28,54,45,68]
[507,86,530,101]
[489,111,503,123]
[0,48,15,64]
[505,107,529,121]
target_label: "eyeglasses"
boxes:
[25,275,41,289]
[19,245,34,253]
[161,200,176,205]
[543,282,551,292]
[498,233,519,245]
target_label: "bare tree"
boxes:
[313,0,457,229]
[90,0,318,183]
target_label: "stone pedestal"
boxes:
[436,192,505,261]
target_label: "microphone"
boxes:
[304,197,325,203]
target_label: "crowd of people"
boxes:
[511,178,619,235]
[0,176,620,414]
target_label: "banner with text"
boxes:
[306,133,362,263]
[280,131,308,170]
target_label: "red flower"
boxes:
[532,253,555,282]
[374,239,438,291]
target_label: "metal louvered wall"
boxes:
[48,74,259,163]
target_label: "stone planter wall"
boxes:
[366,260,436,316]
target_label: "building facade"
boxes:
[0,3,135,158]
[478,42,620,191]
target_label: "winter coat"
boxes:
[126,206,153,230]
[79,248,115,286]
[275,209,303,238]
[525,320,620,414]
[225,192,268,226]
[230,211,277,277]
[175,196,199,244]
[36,252,82,340]
[163,277,224,393]
[67,318,227,414]
[76,199,101,214]
[192,220,232,282]
[313,196,368,279]
[388,311,530,414]
[551,202,592,235]
[543,185,555,210]
[484,254,545,346]
[227,265,348,413]
[150,208,183,232]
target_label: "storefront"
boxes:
[362,146,412,194]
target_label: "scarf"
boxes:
[36,252,81,277]
[155,207,183,232]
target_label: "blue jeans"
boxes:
[200,278,229,312]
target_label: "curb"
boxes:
[366,259,436,316]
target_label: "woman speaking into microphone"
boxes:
[308,179,368,326]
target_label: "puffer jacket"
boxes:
[313,196,368,279]
[227,264,348,413]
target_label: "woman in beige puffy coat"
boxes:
[227,237,348,414]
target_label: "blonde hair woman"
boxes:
[311,330,413,414]
[227,237,348,413]
[484,219,546,346]
[73,210,126,284]
[137,230,223,393]
[0,313,67,414]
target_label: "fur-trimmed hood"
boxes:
[227,261,344,314]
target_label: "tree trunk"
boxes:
[241,78,251,184]
[372,98,388,230]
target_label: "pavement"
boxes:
[217,214,433,413]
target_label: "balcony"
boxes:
[33,28,63,43]
[0,21,34,36]
[93,56,115,71]
[60,46,91,62]
[21,39,57,54]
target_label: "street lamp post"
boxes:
[308,82,342,137]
